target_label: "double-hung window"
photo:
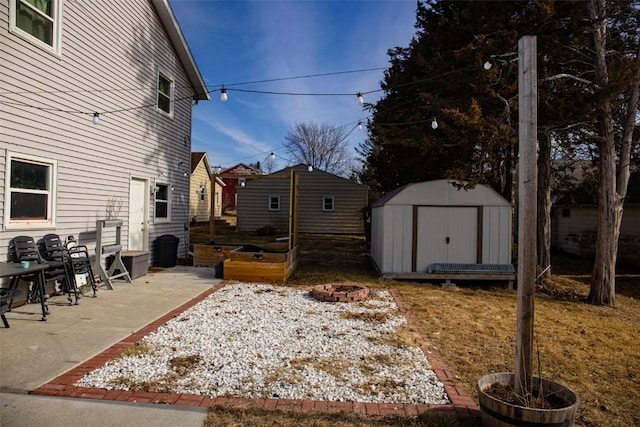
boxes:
[10,0,62,54]
[268,195,280,211]
[157,72,174,116]
[155,183,170,221]
[4,153,57,228]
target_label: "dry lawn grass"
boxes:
[204,405,457,427]
[195,222,639,427]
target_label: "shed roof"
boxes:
[372,180,509,207]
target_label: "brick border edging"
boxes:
[388,288,480,423]
[31,282,479,423]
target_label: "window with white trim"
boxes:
[4,153,57,228]
[322,196,335,212]
[155,183,170,220]
[157,72,173,115]
[10,0,62,54]
[268,195,280,211]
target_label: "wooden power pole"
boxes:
[515,35,538,398]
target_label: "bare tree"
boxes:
[262,155,277,173]
[284,122,355,176]
[587,0,640,305]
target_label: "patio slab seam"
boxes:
[30,282,480,423]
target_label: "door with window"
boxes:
[415,206,478,271]
[129,178,148,251]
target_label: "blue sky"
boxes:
[169,0,418,172]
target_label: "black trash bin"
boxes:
[155,235,179,267]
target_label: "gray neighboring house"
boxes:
[237,165,368,235]
[1,0,209,266]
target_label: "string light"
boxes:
[483,61,492,70]
[357,121,363,131]
[92,112,100,125]
[431,118,438,129]
[3,66,475,123]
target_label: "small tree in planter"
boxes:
[476,36,578,426]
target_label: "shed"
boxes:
[370,180,512,278]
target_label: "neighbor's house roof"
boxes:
[220,163,262,175]
[152,0,209,101]
[558,173,640,205]
[191,152,208,174]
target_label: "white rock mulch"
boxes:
[76,283,449,404]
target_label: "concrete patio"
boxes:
[0,266,219,427]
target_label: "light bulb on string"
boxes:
[483,61,492,70]
[357,122,363,131]
[431,118,438,130]
[307,165,313,172]
[270,152,275,160]
[220,88,228,102]
[356,93,364,105]
[92,112,100,125]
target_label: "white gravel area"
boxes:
[76,283,449,404]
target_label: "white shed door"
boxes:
[415,207,478,271]
[129,178,148,251]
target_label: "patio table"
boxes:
[0,262,50,321]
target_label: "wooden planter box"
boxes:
[223,245,299,282]
[193,244,239,267]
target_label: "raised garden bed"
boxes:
[223,244,299,282]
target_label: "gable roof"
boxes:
[271,164,366,187]
[151,0,209,101]
[372,180,509,207]
[191,152,209,174]
[220,163,262,175]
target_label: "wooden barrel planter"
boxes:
[477,373,578,427]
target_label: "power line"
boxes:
[0,67,387,96]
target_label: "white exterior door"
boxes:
[129,178,148,251]
[416,207,478,271]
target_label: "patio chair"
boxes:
[10,235,75,306]
[64,235,97,298]
[41,234,81,304]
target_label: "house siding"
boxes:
[0,0,201,266]
[553,205,640,264]
[236,166,367,235]
[237,178,291,233]
[190,156,212,223]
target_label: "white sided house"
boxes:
[370,180,513,279]
[1,0,209,268]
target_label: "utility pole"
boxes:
[515,35,537,398]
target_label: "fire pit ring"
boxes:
[311,284,370,303]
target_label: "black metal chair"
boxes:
[41,234,81,304]
[1,288,21,328]
[10,235,75,306]
[64,235,98,297]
